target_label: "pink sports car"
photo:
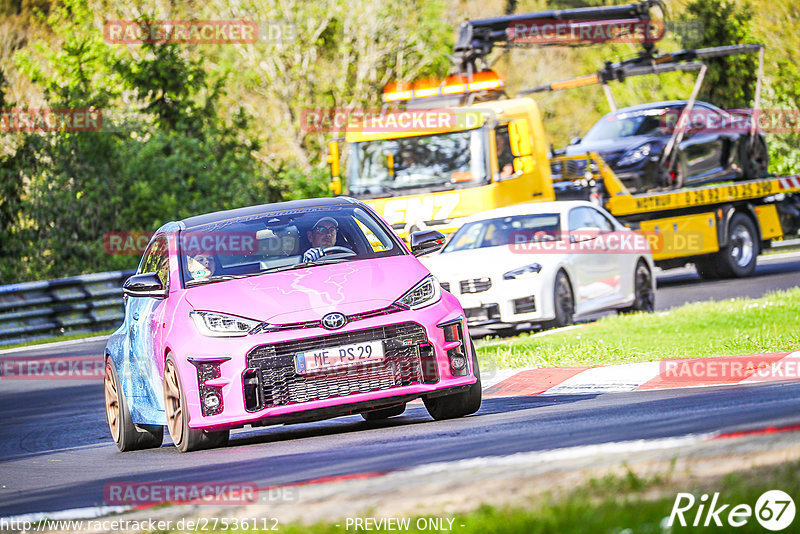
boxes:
[104,197,481,452]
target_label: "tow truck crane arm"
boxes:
[520,43,763,94]
[453,0,665,76]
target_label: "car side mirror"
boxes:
[410,230,446,256]
[569,136,582,146]
[123,273,167,299]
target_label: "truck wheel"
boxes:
[620,260,655,313]
[544,271,574,329]
[104,357,163,452]
[718,213,758,278]
[423,340,482,420]
[163,354,229,452]
[361,403,406,421]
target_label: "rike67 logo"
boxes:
[667,490,796,531]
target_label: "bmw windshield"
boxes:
[347,128,488,197]
[583,107,676,141]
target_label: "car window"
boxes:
[180,204,404,286]
[138,234,170,289]
[568,207,598,231]
[443,213,561,252]
[588,208,615,231]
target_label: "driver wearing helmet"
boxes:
[302,216,340,263]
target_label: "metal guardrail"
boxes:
[0,270,135,347]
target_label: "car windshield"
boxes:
[347,128,487,196]
[443,213,561,253]
[181,204,403,287]
[582,107,677,141]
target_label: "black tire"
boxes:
[361,403,406,421]
[423,340,482,421]
[717,213,758,278]
[694,256,724,280]
[104,357,163,452]
[163,354,229,453]
[740,135,769,179]
[544,270,574,329]
[620,260,655,314]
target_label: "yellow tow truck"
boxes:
[327,0,800,278]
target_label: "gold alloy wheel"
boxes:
[163,359,184,446]
[104,360,120,443]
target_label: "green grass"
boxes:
[206,459,800,534]
[0,329,114,351]
[475,287,800,369]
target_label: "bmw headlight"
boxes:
[396,275,441,310]
[190,311,261,337]
[617,143,652,167]
[503,263,542,280]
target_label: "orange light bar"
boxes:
[467,70,504,92]
[442,74,467,95]
[413,79,440,98]
[551,74,600,91]
[383,81,413,102]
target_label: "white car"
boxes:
[421,201,655,332]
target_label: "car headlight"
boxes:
[503,263,542,280]
[617,143,652,167]
[395,275,441,310]
[190,311,261,337]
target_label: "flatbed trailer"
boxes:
[552,153,800,278]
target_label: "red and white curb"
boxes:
[481,351,800,397]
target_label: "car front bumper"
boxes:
[168,293,478,430]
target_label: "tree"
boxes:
[681,0,757,109]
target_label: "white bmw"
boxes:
[421,201,656,332]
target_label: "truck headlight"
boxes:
[190,311,261,337]
[503,263,542,280]
[617,143,652,167]
[396,275,441,310]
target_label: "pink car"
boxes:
[104,197,481,452]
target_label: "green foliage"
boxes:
[681,0,757,108]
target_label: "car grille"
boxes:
[460,278,492,294]
[513,296,536,314]
[245,322,426,410]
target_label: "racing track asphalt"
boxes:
[0,253,798,517]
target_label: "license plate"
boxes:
[295,340,385,374]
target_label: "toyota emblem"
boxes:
[321,312,347,330]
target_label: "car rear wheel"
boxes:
[163,354,229,452]
[423,340,482,420]
[361,403,406,421]
[104,357,163,452]
[620,260,655,313]
[740,135,769,179]
[544,270,574,329]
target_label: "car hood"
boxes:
[422,246,561,281]
[183,256,429,324]
[566,135,663,157]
